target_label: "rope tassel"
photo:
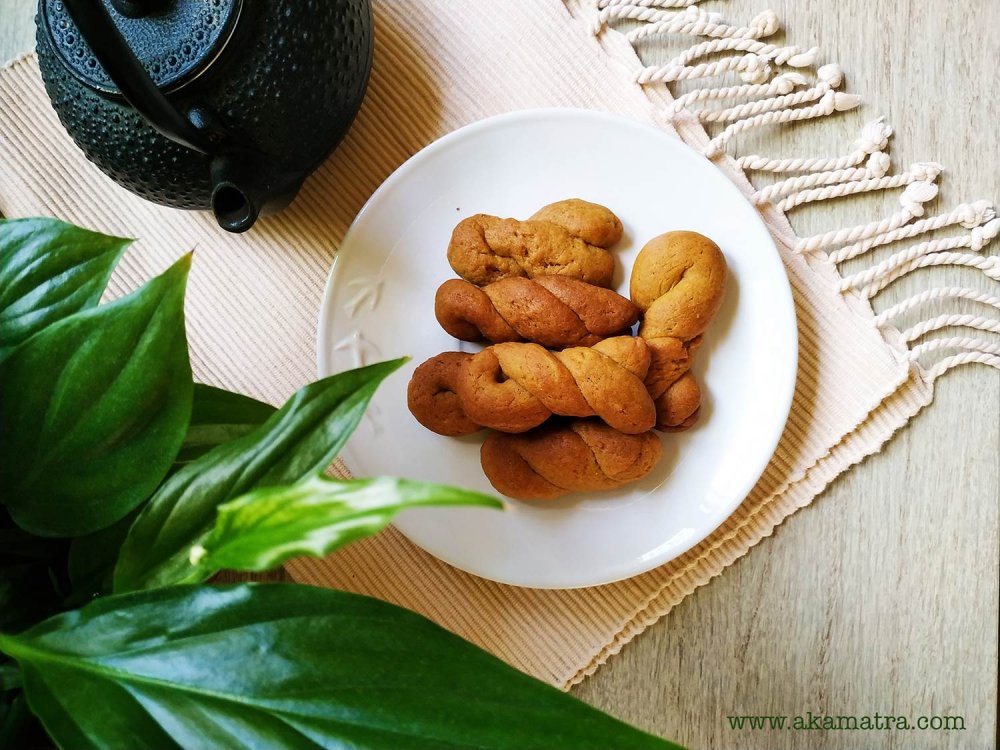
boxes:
[797,190,937,250]
[670,72,806,114]
[839,219,1000,296]
[902,314,1000,344]
[910,337,1000,359]
[627,10,780,44]
[830,201,996,264]
[925,351,1000,380]
[638,44,818,85]
[790,167,941,256]
[754,152,891,206]
[851,252,1000,299]
[664,36,809,69]
[781,162,940,214]
[736,118,893,174]
[705,90,860,157]
[589,5,710,35]
[700,64,843,125]
[874,286,1000,326]
[597,0,704,8]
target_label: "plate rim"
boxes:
[316,107,798,589]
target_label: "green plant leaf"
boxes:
[113,359,407,593]
[175,384,277,466]
[0,256,193,537]
[0,218,130,358]
[0,584,681,750]
[189,475,502,578]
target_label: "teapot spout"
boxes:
[210,154,262,233]
[211,181,260,234]
[210,154,302,233]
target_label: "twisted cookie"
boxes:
[447,199,622,287]
[481,420,663,500]
[530,198,624,247]
[456,336,656,434]
[655,372,702,432]
[406,352,480,437]
[435,275,639,349]
[630,231,727,430]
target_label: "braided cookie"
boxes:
[435,275,639,348]
[406,352,480,437]
[630,231,727,430]
[656,372,701,433]
[447,199,622,287]
[529,198,624,247]
[481,420,663,500]
[456,336,656,434]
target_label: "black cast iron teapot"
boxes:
[35,0,373,232]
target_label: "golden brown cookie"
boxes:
[654,372,701,431]
[434,275,638,348]
[631,231,727,342]
[529,198,624,248]
[406,353,481,436]
[640,335,702,403]
[481,420,664,500]
[629,231,726,430]
[456,336,656,434]
[446,199,622,287]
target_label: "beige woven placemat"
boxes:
[2,0,997,689]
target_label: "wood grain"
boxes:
[574,3,1000,749]
[2,2,997,748]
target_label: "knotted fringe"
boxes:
[585,0,999,385]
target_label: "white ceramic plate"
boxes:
[318,109,797,589]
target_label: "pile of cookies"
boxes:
[407,199,727,500]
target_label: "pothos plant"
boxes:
[0,218,681,750]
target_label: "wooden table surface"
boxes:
[2,2,997,748]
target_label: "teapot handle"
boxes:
[59,0,221,154]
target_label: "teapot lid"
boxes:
[41,0,242,95]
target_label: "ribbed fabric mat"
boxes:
[4,0,987,689]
